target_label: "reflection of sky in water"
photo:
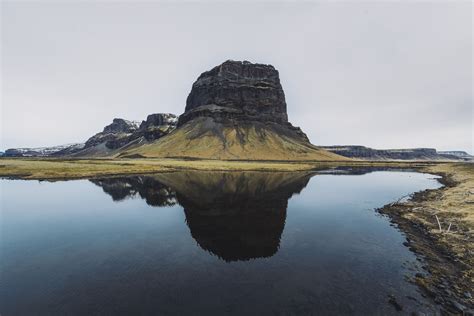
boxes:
[1,171,442,315]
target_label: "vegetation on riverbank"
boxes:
[379,163,473,313]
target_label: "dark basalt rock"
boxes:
[84,118,140,149]
[179,60,288,126]
[132,113,177,141]
[83,114,177,150]
[103,118,139,134]
[178,60,310,142]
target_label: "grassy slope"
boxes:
[119,118,347,161]
[419,163,473,259]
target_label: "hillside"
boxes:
[119,117,345,161]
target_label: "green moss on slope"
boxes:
[120,117,348,161]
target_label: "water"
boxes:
[0,169,442,315]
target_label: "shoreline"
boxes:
[378,163,473,314]
[1,158,472,313]
[0,157,439,181]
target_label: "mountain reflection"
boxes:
[91,171,312,261]
[91,177,177,206]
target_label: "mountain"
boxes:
[83,118,140,149]
[320,146,472,161]
[4,143,85,157]
[4,60,468,162]
[72,114,177,157]
[120,60,345,161]
[4,114,177,158]
[438,151,473,160]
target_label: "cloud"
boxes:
[1,1,472,152]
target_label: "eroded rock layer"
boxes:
[179,60,288,127]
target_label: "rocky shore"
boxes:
[378,163,473,314]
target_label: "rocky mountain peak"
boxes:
[179,60,288,126]
[139,113,177,130]
[83,114,176,152]
[103,118,140,134]
[134,113,178,141]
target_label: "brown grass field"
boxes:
[0,157,438,180]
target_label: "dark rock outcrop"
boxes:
[103,118,139,134]
[320,146,471,161]
[132,113,177,141]
[85,118,140,150]
[83,114,177,151]
[178,60,309,142]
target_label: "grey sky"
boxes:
[1,1,472,152]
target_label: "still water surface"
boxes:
[1,169,442,315]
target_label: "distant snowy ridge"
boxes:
[320,146,472,161]
[4,113,178,157]
[4,143,85,157]
[437,151,473,159]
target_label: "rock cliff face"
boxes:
[103,118,140,134]
[180,60,287,124]
[178,60,309,142]
[133,113,177,141]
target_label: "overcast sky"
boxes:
[1,1,472,153]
